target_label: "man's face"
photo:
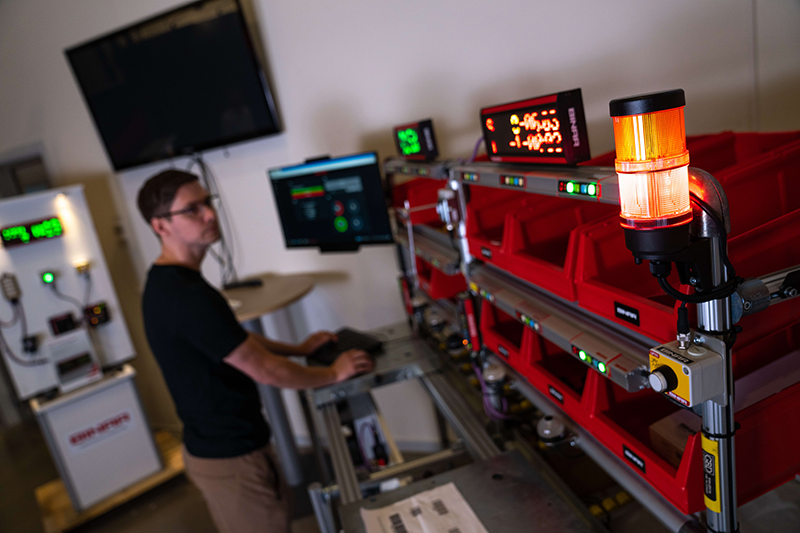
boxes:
[152,181,220,247]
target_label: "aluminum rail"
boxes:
[497,355,706,533]
[469,263,651,392]
[733,265,800,322]
[449,161,620,204]
[320,402,361,505]
[394,223,461,276]
[383,157,452,179]
[420,371,502,461]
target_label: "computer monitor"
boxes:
[268,153,393,252]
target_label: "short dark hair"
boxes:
[137,169,199,223]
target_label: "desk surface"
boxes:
[221,272,314,322]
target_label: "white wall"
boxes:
[1,0,799,447]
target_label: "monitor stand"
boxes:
[319,243,360,253]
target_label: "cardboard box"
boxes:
[649,408,702,468]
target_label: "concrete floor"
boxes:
[0,420,320,533]
[2,419,799,532]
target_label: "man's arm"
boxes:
[224,334,372,389]
[250,331,337,357]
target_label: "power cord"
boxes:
[655,194,743,305]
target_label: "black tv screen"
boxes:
[65,0,280,171]
[268,153,394,252]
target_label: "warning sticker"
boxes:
[701,435,721,513]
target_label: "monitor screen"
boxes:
[65,0,280,171]
[268,153,393,252]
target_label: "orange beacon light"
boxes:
[609,89,692,259]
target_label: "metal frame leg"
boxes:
[696,230,738,533]
[308,482,337,533]
[243,316,304,487]
[301,388,333,485]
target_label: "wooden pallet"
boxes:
[35,430,185,533]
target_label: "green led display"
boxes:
[1,217,63,248]
[2,226,31,244]
[397,128,421,156]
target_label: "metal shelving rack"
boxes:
[384,157,722,533]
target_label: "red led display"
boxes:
[480,89,591,165]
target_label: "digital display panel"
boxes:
[480,89,590,165]
[57,353,94,378]
[1,217,64,248]
[268,153,393,252]
[393,119,438,161]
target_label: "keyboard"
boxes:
[309,328,384,366]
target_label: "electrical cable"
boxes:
[472,363,516,421]
[357,422,376,472]
[17,301,28,339]
[189,154,238,284]
[467,136,484,164]
[202,157,237,283]
[0,327,46,367]
[50,285,85,315]
[657,195,743,305]
[83,274,92,307]
[0,301,19,328]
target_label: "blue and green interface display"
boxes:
[1,217,63,248]
[269,153,393,250]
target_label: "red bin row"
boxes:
[479,297,800,514]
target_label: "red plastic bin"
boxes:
[495,199,618,301]
[465,188,534,264]
[415,256,466,300]
[391,177,445,226]
[479,299,528,373]
[582,131,800,178]
[575,218,687,343]
[524,331,590,424]
[725,209,800,377]
[578,321,800,514]
[576,138,800,342]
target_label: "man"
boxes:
[138,169,373,533]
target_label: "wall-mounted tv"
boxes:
[65,0,280,171]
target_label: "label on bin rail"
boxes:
[481,247,493,259]
[702,435,721,513]
[614,302,640,326]
[623,445,646,473]
[497,344,509,358]
[548,385,564,404]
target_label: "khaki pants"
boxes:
[182,445,290,533]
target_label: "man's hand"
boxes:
[331,350,374,381]
[299,331,338,356]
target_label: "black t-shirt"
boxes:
[142,264,270,458]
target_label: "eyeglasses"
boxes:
[156,195,218,219]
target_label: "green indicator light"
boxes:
[566,182,575,194]
[334,217,348,233]
[579,350,587,361]
[42,272,55,284]
[598,362,607,373]
[587,183,597,196]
